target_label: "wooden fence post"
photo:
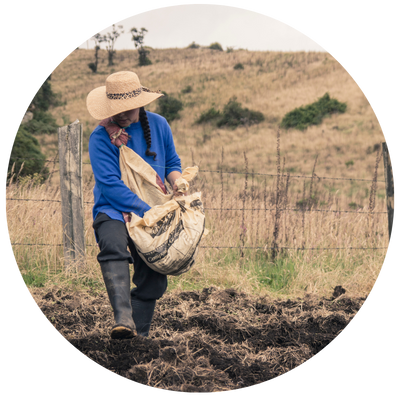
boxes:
[58,120,85,268]
[382,142,394,239]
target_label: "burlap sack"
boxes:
[119,145,207,275]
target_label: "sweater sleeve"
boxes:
[163,121,182,177]
[89,128,151,218]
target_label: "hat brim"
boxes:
[86,86,164,120]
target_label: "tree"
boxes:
[25,75,60,135]
[131,27,147,48]
[101,24,124,66]
[131,27,152,66]
[31,74,61,113]
[88,33,102,73]
[8,125,48,180]
[8,75,61,180]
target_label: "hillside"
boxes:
[8,46,388,299]
[43,48,384,192]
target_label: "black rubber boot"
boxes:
[131,297,156,337]
[100,260,136,339]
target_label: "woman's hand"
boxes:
[167,171,187,196]
[172,182,187,196]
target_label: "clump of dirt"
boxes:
[31,286,365,392]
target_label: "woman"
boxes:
[86,71,183,339]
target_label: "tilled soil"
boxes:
[31,285,364,392]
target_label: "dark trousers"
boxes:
[93,212,168,301]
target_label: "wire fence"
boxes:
[9,243,388,250]
[6,197,388,214]
[7,151,390,252]
[9,155,387,183]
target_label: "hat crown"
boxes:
[106,71,141,95]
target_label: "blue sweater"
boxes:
[88,111,182,223]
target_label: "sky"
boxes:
[80,5,326,52]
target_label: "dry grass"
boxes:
[7,169,388,299]
[7,47,389,299]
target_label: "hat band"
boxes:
[106,86,158,100]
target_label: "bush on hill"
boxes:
[196,97,264,129]
[209,42,223,51]
[181,85,193,94]
[195,107,221,124]
[234,63,244,70]
[187,42,200,49]
[281,93,347,131]
[156,92,184,123]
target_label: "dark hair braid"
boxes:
[139,107,157,161]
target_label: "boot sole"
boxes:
[110,326,135,340]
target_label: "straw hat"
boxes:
[86,71,163,120]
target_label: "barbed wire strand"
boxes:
[10,243,387,251]
[6,198,388,215]
[197,169,386,183]
[9,156,385,184]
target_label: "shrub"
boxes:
[88,62,97,73]
[281,93,347,131]
[209,42,223,51]
[195,97,264,129]
[156,92,183,123]
[195,107,221,124]
[367,143,381,154]
[181,85,193,94]
[217,97,264,128]
[233,63,244,70]
[187,42,200,49]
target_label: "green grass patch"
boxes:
[252,251,297,292]
[21,265,49,287]
[168,248,298,295]
[14,246,105,291]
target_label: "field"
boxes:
[7,45,390,391]
[31,284,363,392]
